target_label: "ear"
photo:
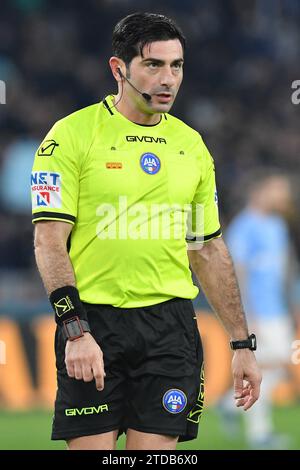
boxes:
[109,57,125,82]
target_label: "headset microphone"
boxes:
[117,68,152,102]
[141,92,152,102]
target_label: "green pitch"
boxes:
[0,406,299,450]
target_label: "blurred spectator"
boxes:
[0,0,299,314]
[0,138,38,213]
[219,172,296,449]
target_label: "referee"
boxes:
[31,12,261,450]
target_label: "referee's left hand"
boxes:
[232,349,262,411]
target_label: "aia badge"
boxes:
[37,139,59,157]
[140,152,161,175]
[162,389,187,414]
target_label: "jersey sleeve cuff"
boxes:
[32,211,76,225]
[186,227,222,243]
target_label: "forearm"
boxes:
[188,238,249,340]
[35,240,76,295]
[34,224,104,390]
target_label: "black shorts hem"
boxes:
[51,423,121,441]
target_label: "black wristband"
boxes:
[49,286,88,326]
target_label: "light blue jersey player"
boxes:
[225,174,295,449]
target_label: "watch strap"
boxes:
[230,333,257,351]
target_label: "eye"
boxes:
[173,63,183,70]
[148,62,159,69]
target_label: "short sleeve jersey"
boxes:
[31,95,221,307]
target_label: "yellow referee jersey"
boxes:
[31,95,221,307]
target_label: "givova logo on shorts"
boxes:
[65,404,109,416]
[162,389,187,414]
[31,171,62,209]
[187,364,204,424]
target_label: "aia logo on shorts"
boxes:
[162,389,187,414]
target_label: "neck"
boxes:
[113,93,161,126]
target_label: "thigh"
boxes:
[123,299,204,442]
[52,366,125,441]
[126,429,178,450]
[52,311,126,442]
[125,372,203,441]
[67,430,119,450]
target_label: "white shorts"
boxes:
[248,316,294,365]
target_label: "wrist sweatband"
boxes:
[49,286,88,326]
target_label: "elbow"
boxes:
[34,227,43,252]
[189,237,227,264]
[34,229,42,251]
[34,225,50,252]
[33,223,68,254]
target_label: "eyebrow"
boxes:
[141,58,184,65]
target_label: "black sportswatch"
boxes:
[62,316,91,341]
[230,333,257,351]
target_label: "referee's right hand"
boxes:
[65,333,106,391]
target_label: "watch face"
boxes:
[249,334,257,350]
[64,317,84,340]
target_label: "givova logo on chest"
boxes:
[126,135,167,144]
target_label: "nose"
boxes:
[159,66,177,88]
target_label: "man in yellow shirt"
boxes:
[32,12,261,450]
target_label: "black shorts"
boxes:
[51,297,204,442]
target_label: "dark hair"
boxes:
[112,12,186,66]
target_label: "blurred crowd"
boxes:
[0,0,300,313]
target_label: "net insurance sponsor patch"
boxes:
[31,171,62,209]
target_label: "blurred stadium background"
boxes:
[0,0,300,450]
